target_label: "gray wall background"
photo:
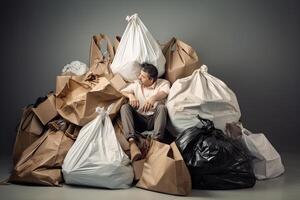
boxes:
[1,0,299,157]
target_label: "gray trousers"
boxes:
[120,103,168,141]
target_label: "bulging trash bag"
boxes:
[62,105,134,189]
[110,13,166,81]
[175,116,256,190]
[167,65,241,137]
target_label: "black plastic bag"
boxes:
[175,116,256,189]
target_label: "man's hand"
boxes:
[129,94,140,109]
[142,96,156,112]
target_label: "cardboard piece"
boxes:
[32,94,58,125]
[24,113,43,136]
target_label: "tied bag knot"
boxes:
[126,13,138,22]
[95,104,114,119]
[200,65,208,73]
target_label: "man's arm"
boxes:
[121,91,140,109]
[142,91,168,112]
[150,91,168,102]
[121,91,134,99]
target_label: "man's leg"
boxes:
[120,103,148,139]
[149,104,168,141]
[120,104,136,140]
[120,103,147,161]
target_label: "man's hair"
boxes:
[141,62,158,82]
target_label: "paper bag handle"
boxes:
[92,34,115,61]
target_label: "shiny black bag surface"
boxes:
[175,116,256,189]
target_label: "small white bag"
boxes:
[110,13,166,81]
[62,61,88,76]
[166,65,241,135]
[239,125,285,180]
[62,106,134,188]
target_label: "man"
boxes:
[120,62,170,161]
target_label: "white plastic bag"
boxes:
[239,125,285,180]
[110,13,166,81]
[62,106,134,188]
[166,65,241,136]
[62,61,88,76]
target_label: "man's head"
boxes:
[138,63,158,87]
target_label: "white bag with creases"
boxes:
[62,61,88,76]
[110,13,166,81]
[62,106,134,188]
[166,65,241,136]
[239,125,285,180]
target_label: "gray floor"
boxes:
[0,152,299,200]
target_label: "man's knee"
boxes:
[120,103,132,114]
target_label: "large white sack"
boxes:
[62,106,134,189]
[166,65,241,136]
[110,13,166,81]
[239,125,285,180]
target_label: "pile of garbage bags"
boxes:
[6,13,284,195]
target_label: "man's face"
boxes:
[138,70,154,87]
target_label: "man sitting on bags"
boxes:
[120,63,170,161]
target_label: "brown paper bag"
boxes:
[12,106,44,165]
[132,159,146,181]
[9,119,80,186]
[55,75,85,96]
[32,94,58,125]
[162,37,201,84]
[113,35,121,53]
[89,34,115,77]
[56,74,126,126]
[113,116,130,155]
[110,73,127,91]
[136,141,192,196]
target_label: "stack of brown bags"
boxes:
[8,34,201,195]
